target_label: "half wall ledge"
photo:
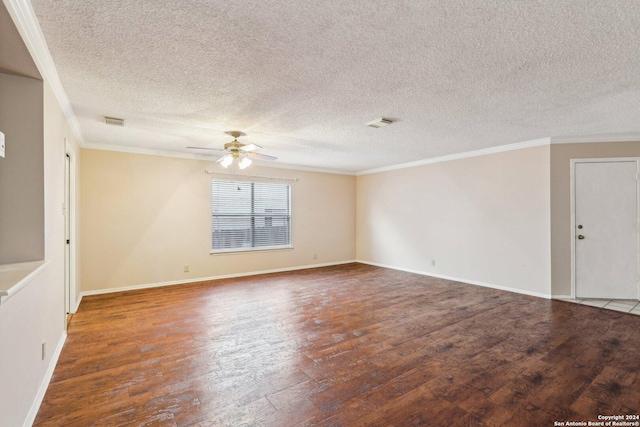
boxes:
[0,260,49,304]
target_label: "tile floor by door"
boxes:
[558,297,640,315]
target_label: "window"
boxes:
[211,179,291,253]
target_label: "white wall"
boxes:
[80,149,356,292]
[356,144,551,297]
[0,79,81,427]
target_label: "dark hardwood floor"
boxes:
[35,263,640,426]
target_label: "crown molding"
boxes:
[356,137,551,176]
[83,141,225,161]
[82,141,357,176]
[3,0,84,145]
[550,134,640,144]
[254,160,356,176]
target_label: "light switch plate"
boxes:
[0,131,5,158]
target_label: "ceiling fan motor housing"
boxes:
[224,140,244,151]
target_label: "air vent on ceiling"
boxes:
[366,118,393,128]
[103,116,125,126]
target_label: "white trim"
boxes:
[3,0,84,145]
[64,141,78,314]
[79,260,357,298]
[570,159,577,299]
[66,133,640,177]
[83,142,227,161]
[252,161,356,176]
[356,137,551,175]
[551,134,640,144]
[23,331,67,427]
[570,157,640,164]
[82,143,356,176]
[356,260,552,299]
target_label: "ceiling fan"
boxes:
[187,131,277,169]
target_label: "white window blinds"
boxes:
[211,179,291,252]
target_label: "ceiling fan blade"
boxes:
[241,143,262,152]
[247,152,277,161]
[186,146,226,152]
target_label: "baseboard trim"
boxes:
[72,294,82,313]
[80,260,357,298]
[356,260,552,299]
[24,330,67,427]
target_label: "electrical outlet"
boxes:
[0,131,5,158]
[431,259,436,267]
[313,253,317,260]
[184,265,190,273]
[41,341,46,360]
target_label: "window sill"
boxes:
[210,246,294,255]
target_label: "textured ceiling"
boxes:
[30,0,640,172]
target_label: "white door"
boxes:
[575,160,639,299]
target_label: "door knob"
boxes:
[578,235,585,240]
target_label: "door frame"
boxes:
[570,157,640,300]
[64,139,77,315]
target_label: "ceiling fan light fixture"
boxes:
[220,155,233,168]
[239,157,252,170]
[195,131,277,169]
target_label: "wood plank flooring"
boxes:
[35,263,640,426]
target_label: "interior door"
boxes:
[575,160,639,299]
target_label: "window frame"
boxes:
[210,179,293,254]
